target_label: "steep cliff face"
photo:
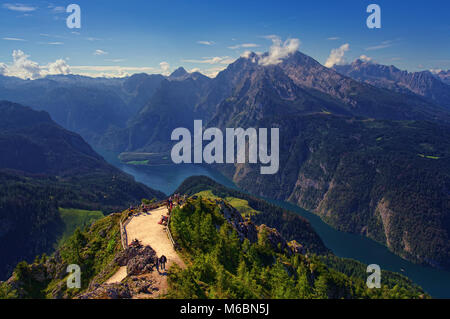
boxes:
[374,199,395,249]
[215,114,450,270]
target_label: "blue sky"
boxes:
[0,0,449,78]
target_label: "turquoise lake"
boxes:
[98,149,450,298]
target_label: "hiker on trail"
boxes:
[155,257,160,272]
[160,255,167,271]
[130,239,142,248]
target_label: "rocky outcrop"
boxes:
[78,283,132,299]
[5,252,69,298]
[125,247,157,276]
[78,245,159,299]
[217,200,258,243]
[114,245,157,273]
[257,224,292,255]
[216,199,306,256]
[288,241,307,255]
[78,275,158,299]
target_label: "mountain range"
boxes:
[100,52,450,154]
[334,59,450,109]
[101,52,450,269]
[0,49,449,271]
[207,54,450,269]
[0,73,167,145]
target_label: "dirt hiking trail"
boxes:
[106,205,185,297]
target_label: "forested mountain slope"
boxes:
[1,194,427,299]
[0,101,164,280]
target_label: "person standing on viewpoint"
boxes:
[160,255,167,271]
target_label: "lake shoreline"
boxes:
[95,148,450,298]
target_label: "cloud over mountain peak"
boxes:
[0,50,70,79]
[325,43,350,68]
[258,36,301,66]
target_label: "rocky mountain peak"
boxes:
[170,67,188,78]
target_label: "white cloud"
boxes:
[49,5,65,14]
[0,63,7,75]
[241,50,252,59]
[0,50,177,79]
[159,61,170,75]
[430,69,442,74]
[324,43,350,68]
[241,51,253,59]
[0,50,71,79]
[365,40,393,51]
[359,55,373,62]
[2,37,25,41]
[9,50,42,79]
[105,58,125,63]
[71,70,130,78]
[228,43,260,50]
[70,65,158,78]
[182,56,235,65]
[40,33,65,39]
[70,65,156,72]
[47,59,71,75]
[94,49,108,56]
[258,36,300,66]
[197,41,215,46]
[201,66,227,78]
[327,37,340,41]
[37,40,64,45]
[2,3,37,12]
[196,66,227,78]
[187,66,225,78]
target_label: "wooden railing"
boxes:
[119,220,127,250]
[120,216,133,250]
[165,205,180,251]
